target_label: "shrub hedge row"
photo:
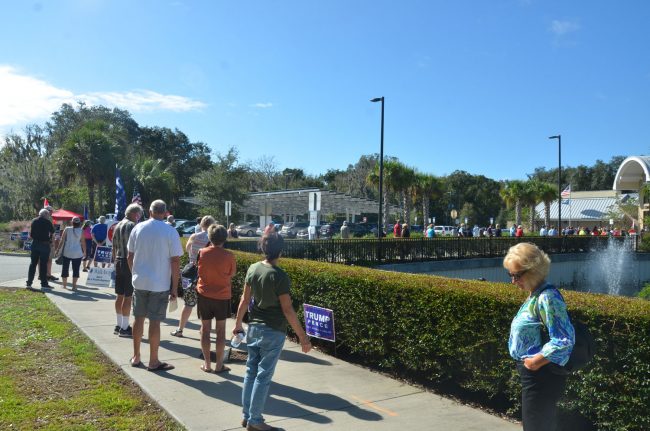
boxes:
[186,249,650,430]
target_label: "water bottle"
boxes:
[231,331,245,348]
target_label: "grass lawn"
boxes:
[0,289,185,431]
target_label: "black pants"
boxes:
[518,362,568,431]
[27,241,50,286]
[61,257,82,278]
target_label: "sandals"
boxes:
[170,329,183,337]
[147,362,175,372]
[200,364,213,373]
[214,365,231,374]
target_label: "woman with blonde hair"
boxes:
[504,242,575,431]
[171,215,215,337]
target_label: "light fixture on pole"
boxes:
[370,97,384,240]
[549,135,562,231]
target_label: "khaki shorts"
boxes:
[197,294,231,321]
[133,290,168,321]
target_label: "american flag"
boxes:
[132,186,142,206]
[561,185,571,199]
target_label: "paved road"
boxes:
[0,260,520,431]
[0,254,30,284]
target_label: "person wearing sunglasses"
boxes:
[503,242,575,431]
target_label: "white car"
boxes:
[433,225,455,236]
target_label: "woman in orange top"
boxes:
[196,224,237,373]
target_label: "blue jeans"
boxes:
[242,324,286,426]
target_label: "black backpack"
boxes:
[535,284,596,375]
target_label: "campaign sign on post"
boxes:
[303,304,335,342]
[87,268,115,286]
[23,240,33,251]
[20,231,29,241]
[94,246,113,264]
[10,233,18,241]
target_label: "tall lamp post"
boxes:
[549,135,562,232]
[371,97,384,239]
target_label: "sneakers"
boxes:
[118,326,133,338]
[114,325,120,335]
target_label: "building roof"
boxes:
[535,193,636,222]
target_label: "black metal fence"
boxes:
[224,235,638,266]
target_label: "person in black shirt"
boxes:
[27,209,55,289]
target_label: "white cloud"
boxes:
[0,65,206,128]
[549,20,580,36]
[250,102,273,109]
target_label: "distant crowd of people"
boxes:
[25,199,310,431]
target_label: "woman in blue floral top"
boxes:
[504,242,575,431]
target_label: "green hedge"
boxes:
[225,251,650,430]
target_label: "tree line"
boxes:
[0,103,626,229]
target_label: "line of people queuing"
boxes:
[108,199,311,431]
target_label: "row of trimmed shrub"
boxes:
[179,247,649,429]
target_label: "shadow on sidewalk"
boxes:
[46,287,115,302]
[279,349,333,366]
[154,372,333,425]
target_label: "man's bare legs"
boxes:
[214,319,228,372]
[147,320,162,368]
[131,316,145,364]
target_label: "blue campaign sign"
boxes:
[94,246,113,264]
[23,240,32,251]
[20,231,29,241]
[303,304,335,342]
[10,233,18,241]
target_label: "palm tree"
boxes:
[131,156,176,208]
[398,165,417,224]
[499,180,527,227]
[367,159,410,229]
[414,173,443,227]
[537,182,558,229]
[524,180,543,231]
[56,120,117,217]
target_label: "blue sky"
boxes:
[2,0,649,181]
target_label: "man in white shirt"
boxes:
[127,200,183,371]
[539,226,547,236]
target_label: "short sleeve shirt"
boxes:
[245,261,291,332]
[127,219,183,292]
[91,223,108,242]
[112,219,135,258]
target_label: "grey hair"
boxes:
[150,200,167,215]
[125,203,143,218]
[39,208,50,218]
[200,215,216,230]
[98,216,106,223]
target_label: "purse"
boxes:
[54,229,68,265]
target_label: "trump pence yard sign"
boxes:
[303,304,335,342]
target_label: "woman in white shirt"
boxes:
[58,216,86,291]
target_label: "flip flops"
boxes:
[214,365,231,374]
[130,358,144,368]
[200,364,213,373]
[147,362,175,372]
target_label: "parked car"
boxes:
[296,225,321,239]
[346,223,373,237]
[178,224,196,238]
[175,220,197,236]
[236,222,259,237]
[280,221,310,238]
[319,222,342,238]
[434,225,455,236]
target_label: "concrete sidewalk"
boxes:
[1,270,519,431]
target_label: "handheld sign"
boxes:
[303,304,335,342]
[23,240,33,251]
[87,267,114,286]
[94,246,113,264]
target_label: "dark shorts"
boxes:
[133,290,168,321]
[84,239,93,258]
[114,258,133,297]
[197,294,231,321]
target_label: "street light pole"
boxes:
[371,97,384,240]
[549,135,562,232]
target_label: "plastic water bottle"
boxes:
[231,331,245,348]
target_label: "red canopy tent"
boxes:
[51,209,84,222]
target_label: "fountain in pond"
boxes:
[582,237,639,296]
